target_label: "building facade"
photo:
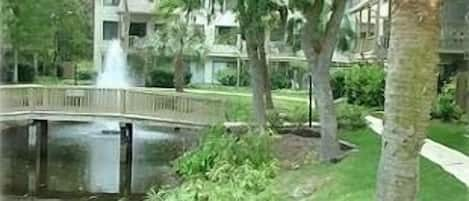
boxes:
[93,0,353,86]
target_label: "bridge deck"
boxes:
[0,85,226,126]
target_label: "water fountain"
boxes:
[88,40,130,193]
[97,40,131,88]
[96,40,131,135]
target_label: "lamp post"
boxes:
[308,74,313,128]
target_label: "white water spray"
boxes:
[89,40,131,193]
[97,40,131,88]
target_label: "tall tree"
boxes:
[236,0,274,126]
[149,0,208,92]
[291,0,348,162]
[3,0,91,81]
[376,1,441,201]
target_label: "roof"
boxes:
[118,0,156,14]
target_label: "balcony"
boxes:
[440,37,467,54]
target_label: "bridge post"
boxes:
[27,120,48,196]
[119,122,133,196]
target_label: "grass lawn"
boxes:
[188,84,309,99]
[270,129,468,201]
[180,90,308,122]
[427,121,469,155]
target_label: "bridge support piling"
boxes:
[119,122,133,196]
[27,120,48,196]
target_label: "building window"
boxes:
[215,26,238,45]
[129,23,147,37]
[103,21,119,40]
[103,0,120,6]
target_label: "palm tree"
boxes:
[376,1,441,200]
[146,18,207,92]
[289,0,353,162]
[149,0,208,92]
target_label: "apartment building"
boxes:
[93,0,353,85]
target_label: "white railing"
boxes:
[0,85,226,125]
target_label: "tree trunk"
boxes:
[310,54,341,162]
[455,61,468,112]
[13,49,18,83]
[301,0,346,162]
[376,1,441,201]
[246,33,267,126]
[174,51,185,93]
[259,33,274,109]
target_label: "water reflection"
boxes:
[1,121,197,196]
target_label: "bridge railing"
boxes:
[0,85,226,124]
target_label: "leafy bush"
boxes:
[147,162,279,201]
[216,68,237,86]
[432,84,462,122]
[18,64,35,82]
[77,68,97,80]
[224,98,252,122]
[175,126,275,177]
[312,103,370,129]
[335,104,370,129]
[267,110,284,130]
[146,68,191,88]
[271,71,291,90]
[284,105,309,126]
[216,67,250,87]
[331,70,346,99]
[343,65,385,108]
[146,127,278,201]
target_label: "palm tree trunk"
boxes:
[376,1,441,201]
[174,50,185,93]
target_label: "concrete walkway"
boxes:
[365,115,469,187]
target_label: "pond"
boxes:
[0,121,199,198]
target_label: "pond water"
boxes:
[0,121,198,197]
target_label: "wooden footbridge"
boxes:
[0,85,226,127]
[0,85,226,198]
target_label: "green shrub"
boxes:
[335,104,370,129]
[224,99,252,122]
[147,162,279,201]
[77,68,97,80]
[271,71,291,90]
[216,68,237,86]
[146,127,279,201]
[175,126,275,177]
[216,68,250,87]
[18,64,35,82]
[431,84,462,122]
[331,70,346,99]
[145,68,192,88]
[267,110,284,130]
[285,105,309,125]
[311,103,370,129]
[343,65,385,108]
